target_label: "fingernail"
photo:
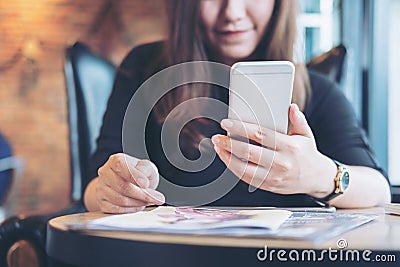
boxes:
[136,177,149,188]
[149,190,165,204]
[255,129,265,139]
[221,119,233,129]
[293,104,301,115]
[211,135,220,144]
[296,108,304,120]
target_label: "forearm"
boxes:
[84,177,101,212]
[328,166,391,208]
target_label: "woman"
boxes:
[84,0,391,213]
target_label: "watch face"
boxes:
[340,171,350,192]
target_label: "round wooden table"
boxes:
[46,207,400,267]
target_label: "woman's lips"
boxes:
[215,29,252,39]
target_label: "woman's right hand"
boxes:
[95,153,165,214]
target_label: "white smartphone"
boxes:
[228,61,295,141]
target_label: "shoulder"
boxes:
[119,41,165,71]
[113,41,166,90]
[308,69,338,99]
[304,69,348,116]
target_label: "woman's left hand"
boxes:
[211,104,336,197]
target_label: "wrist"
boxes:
[316,160,350,203]
[308,155,337,198]
[84,177,100,211]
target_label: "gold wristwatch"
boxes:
[317,160,350,202]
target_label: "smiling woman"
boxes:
[83,0,391,214]
[199,0,275,65]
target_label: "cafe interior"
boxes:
[0,0,399,266]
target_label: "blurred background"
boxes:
[0,0,399,217]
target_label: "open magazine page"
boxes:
[85,206,292,232]
[68,207,378,243]
[269,212,378,242]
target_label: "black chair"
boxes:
[307,44,347,84]
[0,42,116,267]
[65,42,117,202]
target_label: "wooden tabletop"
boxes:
[47,207,400,250]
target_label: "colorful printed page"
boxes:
[86,206,292,232]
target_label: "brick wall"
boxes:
[0,0,166,215]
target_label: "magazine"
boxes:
[69,207,377,243]
[84,206,292,232]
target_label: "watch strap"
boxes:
[315,160,348,203]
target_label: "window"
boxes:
[300,0,399,188]
[365,0,399,186]
[298,0,341,62]
[388,0,400,185]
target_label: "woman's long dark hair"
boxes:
[150,0,310,153]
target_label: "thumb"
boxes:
[288,104,313,137]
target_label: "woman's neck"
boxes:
[207,47,263,66]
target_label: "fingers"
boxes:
[107,154,144,186]
[136,160,159,189]
[214,144,297,194]
[287,104,314,138]
[96,154,164,214]
[220,119,282,150]
[97,184,149,207]
[98,200,146,214]
[211,134,276,168]
[213,145,270,189]
[214,107,316,196]
[220,105,314,150]
[98,164,165,205]
[108,153,158,189]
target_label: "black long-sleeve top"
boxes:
[86,42,386,207]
